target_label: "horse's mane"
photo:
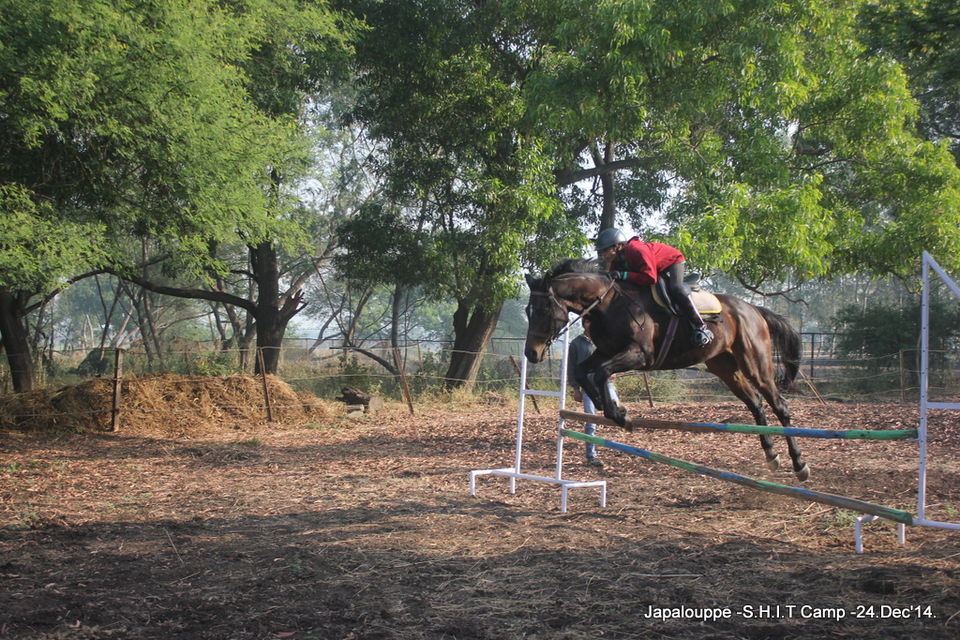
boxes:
[547,258,602,278]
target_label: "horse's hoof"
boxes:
[608,405,628,429]
[795,464,810,483]
[766,454,781,471]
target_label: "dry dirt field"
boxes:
[2,376,960,639]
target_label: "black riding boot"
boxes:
[680,294,713,347]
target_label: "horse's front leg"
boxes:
[585,347,648,429]
[574,356,605,413]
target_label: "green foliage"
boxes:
[345,0,583,309]
[341,0,960,306]
[334,203,433,288]
[860,0,960,161]
[1,0,352,289]
[0,185,105,290]
[189,351,242,377]
[831,297,960,363]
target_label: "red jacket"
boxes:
[614,237,685,285]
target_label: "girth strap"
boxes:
[651,315,680,370]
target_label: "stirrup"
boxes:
[692,327,714,347]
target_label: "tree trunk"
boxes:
[255,307,287,374]
[444,300,501,391]
[594,140,617,230]
[250,241,303,375]
[0,289,34,392]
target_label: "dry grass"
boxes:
[1,376,959,639]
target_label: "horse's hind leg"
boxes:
[705,356,782,472]
[746,366,809,481]
[748,365,810,482]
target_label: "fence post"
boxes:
[642,372,655,407]
[900,350,906,402]
[393,347,415,416]
[110,348,124,432]
[257,348,274,422]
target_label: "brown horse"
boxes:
[524,263,809,481]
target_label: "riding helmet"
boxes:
[595,228,627,251]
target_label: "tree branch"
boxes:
[735,275,807,306]
[26,268,112,314]
[106,268,257,313]
[554,156,651,186]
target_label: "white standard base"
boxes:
[469,467,607,513]
[854,515,907,554]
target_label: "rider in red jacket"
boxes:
[595,228,714,347]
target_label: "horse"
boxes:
[523,260,809,481]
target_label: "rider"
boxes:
[595,228,714,348]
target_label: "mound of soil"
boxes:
[0,373,336,435]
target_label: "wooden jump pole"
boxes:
[560,428,914,525]
[559,410,917,441]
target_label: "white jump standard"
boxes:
[469,328,607,512]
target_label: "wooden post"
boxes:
[110,348,124,432]
[899,350,906,403]
[257,348,274,422]
[393,347,415,416]
[641,372,655,407]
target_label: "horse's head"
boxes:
[523,260,614,362]
[523,273,568,363]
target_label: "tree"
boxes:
[338,0,960,389]
[832,296,960,375]
[1,0,353,388]
[341,0,583,389]
[0,186,104,389]
[861,0,960,161]
[521,0,960,285]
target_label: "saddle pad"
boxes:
[691,290,722,314]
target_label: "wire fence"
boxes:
[7,332,960,409]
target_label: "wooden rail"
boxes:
[559,410,917,440]
[560,428,913,525]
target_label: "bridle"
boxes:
[527,275,616,346]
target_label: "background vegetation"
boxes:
[3,0,960,398]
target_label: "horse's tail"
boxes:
[755,306,801,391]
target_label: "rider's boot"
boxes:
[682,294,713,348]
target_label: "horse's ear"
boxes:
[525,273,544,291]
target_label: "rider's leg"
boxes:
[661,263,713,347]
[581,393,598,461]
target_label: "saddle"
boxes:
[650,274,722,317]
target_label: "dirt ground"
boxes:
[2,376,960,639]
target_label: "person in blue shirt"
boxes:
[567,327,619,467]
